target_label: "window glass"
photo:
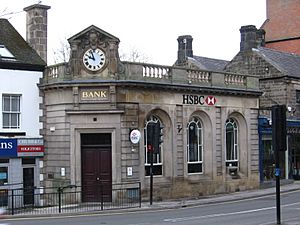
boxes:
[0,45,15,58]
[225,118,238,167]
[11,96,20,111]
[22,158,36,165]
[3,96,10,112]
[187,117,203,174]
[2,94,21,129]
[144,115,163,176]
[0,167,8,185]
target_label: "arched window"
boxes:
[144,115,163,176]
[225,118,238,167]
[187,117,203,173]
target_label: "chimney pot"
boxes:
[24,4,50,64]
[240,25,265,52]
[176,35,193,65]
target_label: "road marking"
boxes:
[163,206,276,222]
[163,201,300,223]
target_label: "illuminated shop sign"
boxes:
[0,139,17,158]
[80,88,109,101]
[182,95,217,106]
[17,138,44,157]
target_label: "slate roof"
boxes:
[0,19,46,71]
[254,47,300,77]
[189,55,229,72]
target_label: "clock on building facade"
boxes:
[82,48,106,71]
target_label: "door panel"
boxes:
[81,133,112,202]
[23,168,34,205]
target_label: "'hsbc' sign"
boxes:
[182,95,217,106]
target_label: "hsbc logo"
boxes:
[205,96,216,105]
[182,95,217,106]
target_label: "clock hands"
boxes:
[89,50,95,60]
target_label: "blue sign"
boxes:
[275,168,281,177]
[0,139,17,158]
[0,172,7,180]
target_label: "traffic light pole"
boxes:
[147,121,163,206]
[275,148,281,225]
[150,149,153,205]
[272,105,286,225]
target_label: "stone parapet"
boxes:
[43,62,260,92]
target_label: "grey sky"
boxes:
[1,0,266,65]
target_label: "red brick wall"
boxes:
[262,0,300,41]
[265,39,300,55]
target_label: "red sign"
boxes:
[17,145,44,153]
[17,138,44,157]
[205,96,217,105]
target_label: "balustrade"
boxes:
[43,62,257,91]
[187,69,211,83]
[224,74,246,86]
[142,65,170,79]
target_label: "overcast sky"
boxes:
[1,0,266,65]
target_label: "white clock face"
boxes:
[83,48,106,71]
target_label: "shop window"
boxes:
[2,94,21,129]
[0,167,8,185]
[225,118,239,168]
[262,137,275,180]
[0,159,8,164]
[144,115,163,176]
[187,117,203,174]
[0,166,8,205]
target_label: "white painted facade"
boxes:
[0,68,43,208]
[0,69,42,137]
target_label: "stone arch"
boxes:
[144,108,173,178]
[226,111,248,176]
[187,110,213,178]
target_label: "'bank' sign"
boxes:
[182,95,217,106]
[0,139,17,158]
[80,88,109,102]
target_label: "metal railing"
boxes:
[0,182,141,216]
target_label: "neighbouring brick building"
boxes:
[261,0,300,55]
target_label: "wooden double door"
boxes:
[81,133,112,202]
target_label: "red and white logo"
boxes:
[205,96,216,105]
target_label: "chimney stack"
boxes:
[24,4,50,64]
[176,35,193,65]
[240,25,265,52]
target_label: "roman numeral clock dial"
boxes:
[83,48,106,71]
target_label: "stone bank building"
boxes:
[39,22,262,200]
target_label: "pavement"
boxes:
[3,180,300,224]
[140,180,300,225]
[142,180,300,209]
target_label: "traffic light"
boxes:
[272,105,286,151]
[147,123,155,152]
[153,122,163,154]
[147,122,164,154]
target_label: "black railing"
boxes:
[0,182,141,216]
